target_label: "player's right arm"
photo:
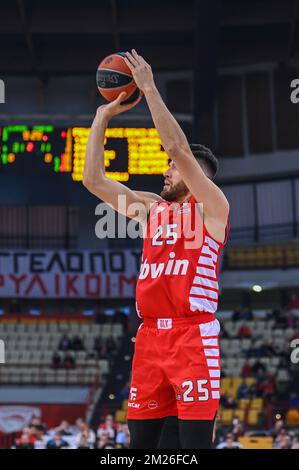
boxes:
[83,92,158,223]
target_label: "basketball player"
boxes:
[83,50,229,449]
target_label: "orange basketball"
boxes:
[96,52,142,104]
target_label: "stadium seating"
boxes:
[220,319,292,377]
[286,409,299,426]
[0,320,123,385]
[238,436,273,449]
[226,244,299,268]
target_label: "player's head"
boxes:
[160,143,219,201]
[189,144,219,179]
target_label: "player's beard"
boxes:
[160,180,189,202]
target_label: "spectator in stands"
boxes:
[29,417,47,434]
[94,335,105,358]
[255,375,268,397]
[116,423,130,448]
[237,379,251,399]
[270,307,282,322]
[15,430,35,449]
[71,335,85,351]
[270,419,285,439]
[97,430,115,449]
[52,420,73,436]
[248,381,257,399]
[59,334,72,351]
[274,429,292,449]
[63,353,75,369]
[231,419,244,440]
[287,310,296,328]
[97,414,117,441]
[46,432,69,449]
[237,323,252,338]
[216,433,243,449]
[69,417,85,435]
[291,434,299,449]
[30,429,45,445]
[213,416,225,447]
[256,374,276,401]
[232,307,243,322]
[233,307,253,322]
[21,426,36,441]
[287,293,299,311]
[77,434,91,449]
[242,307,254,321]
[273,309,288,328]
[220,394,237,409]
[75,422,96,448]
[241,362,252,377]
[251,360,266,377]
[51,352,62,369]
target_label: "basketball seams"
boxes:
[97,82,134,91]
[97,67,133,79]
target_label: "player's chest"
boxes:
[146,204,201,250]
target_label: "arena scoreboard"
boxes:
[0,125,169,182]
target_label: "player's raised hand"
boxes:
[96,91,141,120]
[124,50,155,93]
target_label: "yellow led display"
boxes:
[105,172,129,181]
[63,128,73,172]
[1,125,168,183]
[23,130,44,141]
[71,127,168,182]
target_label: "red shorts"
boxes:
[127,316,221,421]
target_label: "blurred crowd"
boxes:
[13,414,130,449]
[215,417,299,449]
[230,296,299,328]
[12,414,299,449]
[2,299,134,333]
[4,295,299,449]
[51,334,119,369]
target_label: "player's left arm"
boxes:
[124,50,229,240]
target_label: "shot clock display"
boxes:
[0,125,169,182]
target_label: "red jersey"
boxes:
[135,195,229,321]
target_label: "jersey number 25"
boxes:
[152,224,178,246]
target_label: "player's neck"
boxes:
[174,192,191,203]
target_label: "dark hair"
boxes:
[189,143,219,179]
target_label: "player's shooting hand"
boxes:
[124,50,155,93]
[96,91,141,121]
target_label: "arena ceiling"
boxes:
[0,0,299,78]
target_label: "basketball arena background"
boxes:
[0,0,299,450]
